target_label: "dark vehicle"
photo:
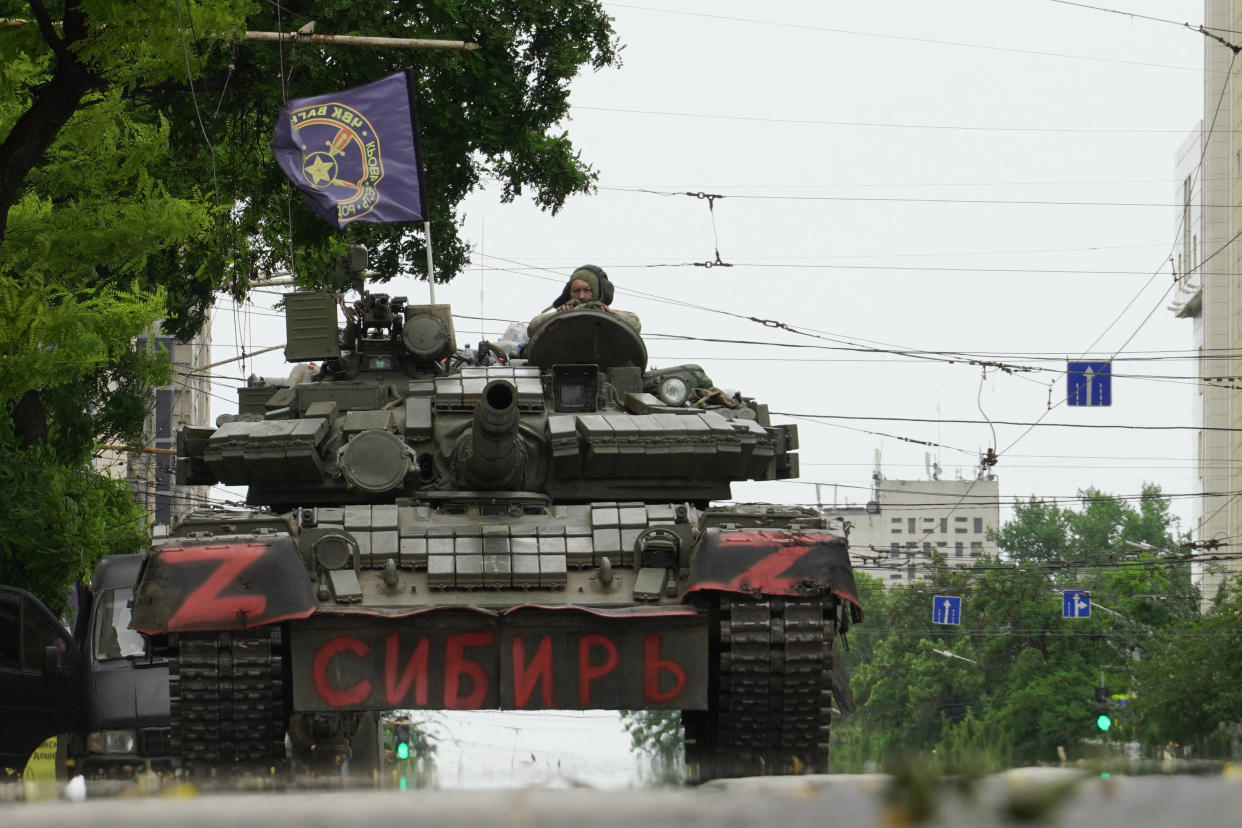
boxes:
[1,556,173,778]
[69,554,174,776]
[132,253,863,780]
[0,586,79,776]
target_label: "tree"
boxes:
[1130,581,1242,753]
[836,487,1193,771]
[2,1,620,331]
[621,710,684,784]
[0,277,168,609]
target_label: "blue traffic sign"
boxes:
[1062,590,1091,619]
[932,595,962,625]
[1067,361,1111,407]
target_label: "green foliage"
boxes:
[621,710,684,783]
[0,426,148,614]
[0,276,169,458]
[2,1,619,329]
[1130,581,1242,751]
[836,487,1202,771]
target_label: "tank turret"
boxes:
[177,292,799,507]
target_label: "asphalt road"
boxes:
[3,769,1242,827]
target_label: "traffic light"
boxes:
[394,724,411,760]
[1093,685,1112,732]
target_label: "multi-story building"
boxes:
[94,323,212,532]
[829,466,1000,588]
[1169,0,1242,608]
[1169,122,1234,607]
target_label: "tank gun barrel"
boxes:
[459,379,526,489]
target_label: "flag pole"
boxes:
[424,220,436,304]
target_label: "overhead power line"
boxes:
[610,186,1214,209]
[778,412,1217,433]
[607,2,1197,71]
[576,104,1196,135]
[1039,0,1196,29]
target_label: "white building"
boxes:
[1168,1,1242,608]
[1168,122,1234,607]
[828,464,1001,588]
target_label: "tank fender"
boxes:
[130,535,315,635]
[682,528,863,621]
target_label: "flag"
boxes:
[271,71,428,228]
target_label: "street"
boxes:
[3,769,1242,827]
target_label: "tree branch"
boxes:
[26,0,67,60]
[0,1,96,242]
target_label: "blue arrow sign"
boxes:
[932,595,962,625]
[1067,361,1111,407]
[1062,590,1091,619]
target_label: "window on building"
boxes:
[907,517,916,534]
[955,517,968,534]
[923,542,932,555]
[970,541,983,558]
[955,541,963,557]
[923,517,935,526]
[890,573,902,580]
[891,543,900,555]
[891,517,902,535]
[940,518,947,534]
[973,517,983,533]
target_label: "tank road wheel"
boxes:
[170,627,288,774]
[684,595,839,782]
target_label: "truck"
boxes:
[0,555,174,778]
[127,259,863,780]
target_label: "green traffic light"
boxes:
[397,742,410,760]
[1096,714,1112,732]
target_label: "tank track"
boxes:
[169,627,288,772]
[685,594,839,780]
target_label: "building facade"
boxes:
[94,324,212,532]
[1169,0,1242,606]
[831,473,1001,587]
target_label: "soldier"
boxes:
[529,265,639,334]
[549,264,614,310]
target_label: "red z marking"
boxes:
[163,545,267,630]
[729,541,815,593]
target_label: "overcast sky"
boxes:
[216,0,1208,537]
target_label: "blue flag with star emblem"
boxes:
[271,71,427,228]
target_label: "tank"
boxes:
[130,259,863,780]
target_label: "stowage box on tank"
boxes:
[134,271,862,780]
